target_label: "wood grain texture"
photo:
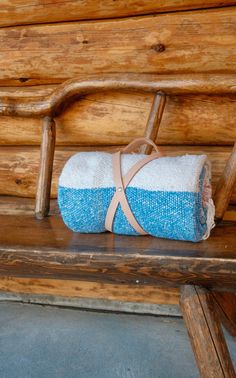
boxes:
[224,206,236,221]
[141,92,166,154]
[1,1,235,28]
[2,214,236,259]
[1,74,236,118]
[0,197,53,216]
[0,277,179,305]
[0,215,236,289]
[35,117,56,219]
[215,143,236,220]
[0,146,235,199]
[180,286,235,378]
[1,91,236,146]
[0,8,236,85]
[213,292,236,338]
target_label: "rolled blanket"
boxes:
[58,139,215,242]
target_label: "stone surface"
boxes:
[0,302,235,378]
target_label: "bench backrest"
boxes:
[0,2,236,221]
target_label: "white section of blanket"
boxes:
[59,151,210,193]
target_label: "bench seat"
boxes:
[1,213,235,292]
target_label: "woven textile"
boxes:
[58,152,215,242]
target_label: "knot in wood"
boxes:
[19,78,29,83]
[151,44,166,53]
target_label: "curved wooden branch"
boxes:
[0,73,236,118]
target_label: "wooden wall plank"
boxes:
[0,91,236,146]
[0,277,179,305]
[224,206,236,221]
[0,7,236,85]
[1,1,235,28]
[0,146,235,200]
[0,196,46,216]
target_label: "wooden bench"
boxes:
[0,73,236,377]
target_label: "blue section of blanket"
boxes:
[58,184,207,242]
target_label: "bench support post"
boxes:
[35,116,56,219]
[180,285,235,378]
[140,91,166,154]
[214,142,236,221]
[212,292,236,339]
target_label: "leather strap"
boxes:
[122,137,160,154]
[105,138,162,235]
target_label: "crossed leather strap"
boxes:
[105,137,162,235]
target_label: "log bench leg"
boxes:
[212,292,236,339]
[180,285,236,378]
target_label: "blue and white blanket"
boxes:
[58,152,215,242]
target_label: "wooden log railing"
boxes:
[1,74,236,118]
[0,74,236,220]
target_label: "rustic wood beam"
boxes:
[180,285,235,378]
[2,1,236,28]
[0,74,236,118]
[0,8,235,86]
[0,276,179,306]
[0,90,236,147]
[0,230,236,292]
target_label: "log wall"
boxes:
[1,7,236,86]
[0,146,233,199]
[2,1,236,27]
[1,90,236,146]
[0,1,236,307]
